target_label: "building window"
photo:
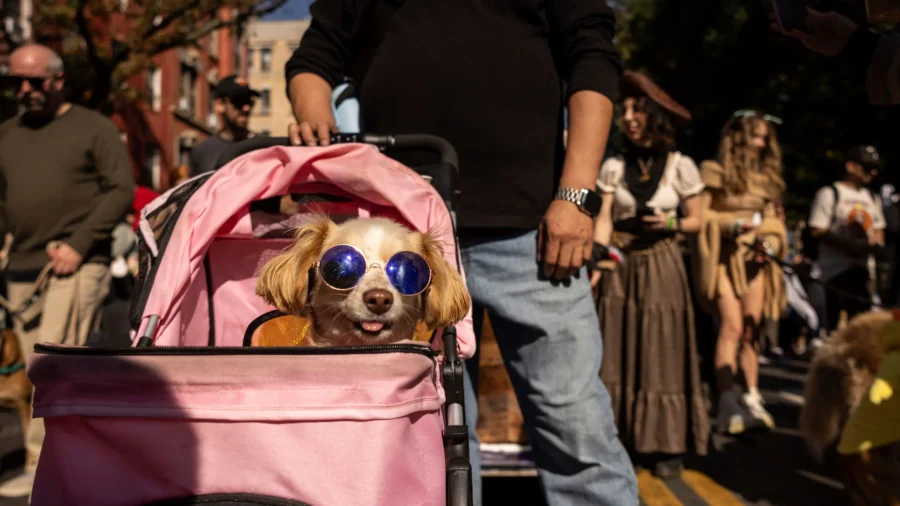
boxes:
[259,88,271,115]
[179,63,197,114]
[260,47,272,73]
[233,32,242,74]
[147,65,162,112]
[178,137,194,168]
[247,48,254,72]
[209,30,219,59]
[207,82,217,128]
[145,145,161,191]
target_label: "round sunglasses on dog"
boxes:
[315,245,433,295]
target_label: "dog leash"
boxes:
[742,241,877,307]
[0,262,54,318]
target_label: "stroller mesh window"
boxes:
[130,175,212,329]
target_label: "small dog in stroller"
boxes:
[255,215,471,347]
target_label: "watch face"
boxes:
[582,190,602,216]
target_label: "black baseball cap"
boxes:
[847,144,884,169]
[213,75,260,101]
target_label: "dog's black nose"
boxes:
[364,289,394,314]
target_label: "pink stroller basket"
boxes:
[27,136,476,506]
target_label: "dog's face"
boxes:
[256,216,470,346]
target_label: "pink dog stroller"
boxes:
[26,135,476,506]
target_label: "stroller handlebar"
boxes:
[213,133,460,178]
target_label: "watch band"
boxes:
[554,187,601,217]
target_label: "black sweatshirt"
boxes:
[286,0,622,230]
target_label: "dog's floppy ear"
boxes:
[256,215,334,314]
[420,232,471,330]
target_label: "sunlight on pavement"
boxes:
[637,469,683,505]
[680,470,745,506]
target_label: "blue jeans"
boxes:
[459,229,638,506]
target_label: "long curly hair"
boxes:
[620,96,677,153]
[717,113,785,198]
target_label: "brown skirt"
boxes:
[596,239,710,456]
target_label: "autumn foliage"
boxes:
[33,0,287,108]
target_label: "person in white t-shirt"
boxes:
[808,145,887,331]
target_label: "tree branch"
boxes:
[140,0,287,57]
[73,0,107,74]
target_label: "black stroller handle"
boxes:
[213,133,460,177]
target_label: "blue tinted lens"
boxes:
[385,252,432,295]
[319,245,367,289]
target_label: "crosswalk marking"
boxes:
[680,469,745,506]
[637,470,684,506]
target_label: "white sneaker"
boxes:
[0,471,34,498]
[742,391,775,430]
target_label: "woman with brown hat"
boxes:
[591,71,710,478]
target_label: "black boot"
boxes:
[652,453,683,480]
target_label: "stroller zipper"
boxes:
[32,343,439,358]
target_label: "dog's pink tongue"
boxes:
[361,321,385,332]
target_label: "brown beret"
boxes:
[620,71,692,126]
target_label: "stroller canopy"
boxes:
[135,143,475,358]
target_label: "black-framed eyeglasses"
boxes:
[0,75,54,93]
[862,163,881,174]
[227,97,256,109]
[733,109,783,125]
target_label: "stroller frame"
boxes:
[128,134,473,506]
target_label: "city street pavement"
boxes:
[0,355,850,505]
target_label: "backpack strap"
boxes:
[830,183,841,229]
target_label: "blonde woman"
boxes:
[693,111,788,435]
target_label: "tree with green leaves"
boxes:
[32,0,288,110]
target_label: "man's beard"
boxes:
[21,91,65,125]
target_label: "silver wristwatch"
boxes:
[554,187,602,217]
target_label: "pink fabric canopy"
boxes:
[137,143,475,357]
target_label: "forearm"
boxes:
[593,194,614,245]
[70,131,135,257]
[288,73,337,126]
[814,228,864,255]
[69,185,134,256]
[678,216,701,234]
[560,90,614,189]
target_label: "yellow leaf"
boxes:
[869,378,893,405]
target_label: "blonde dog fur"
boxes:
[800,310,892,459]
[256,216,470,347]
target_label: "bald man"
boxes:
[0,44,134,498]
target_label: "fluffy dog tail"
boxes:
[801,343,853,460]
[800,311,892,460]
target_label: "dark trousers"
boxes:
[825,266,872,332]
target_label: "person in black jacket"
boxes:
[284,1,639,505]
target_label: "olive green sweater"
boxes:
[0,105,135,272]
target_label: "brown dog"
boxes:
[0,328,32,443]
[800,310,893,460]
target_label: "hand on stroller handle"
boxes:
[214,132,459,178]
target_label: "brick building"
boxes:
[117,20,249,191]
[113,10,249,191]
[1,0,249,191]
